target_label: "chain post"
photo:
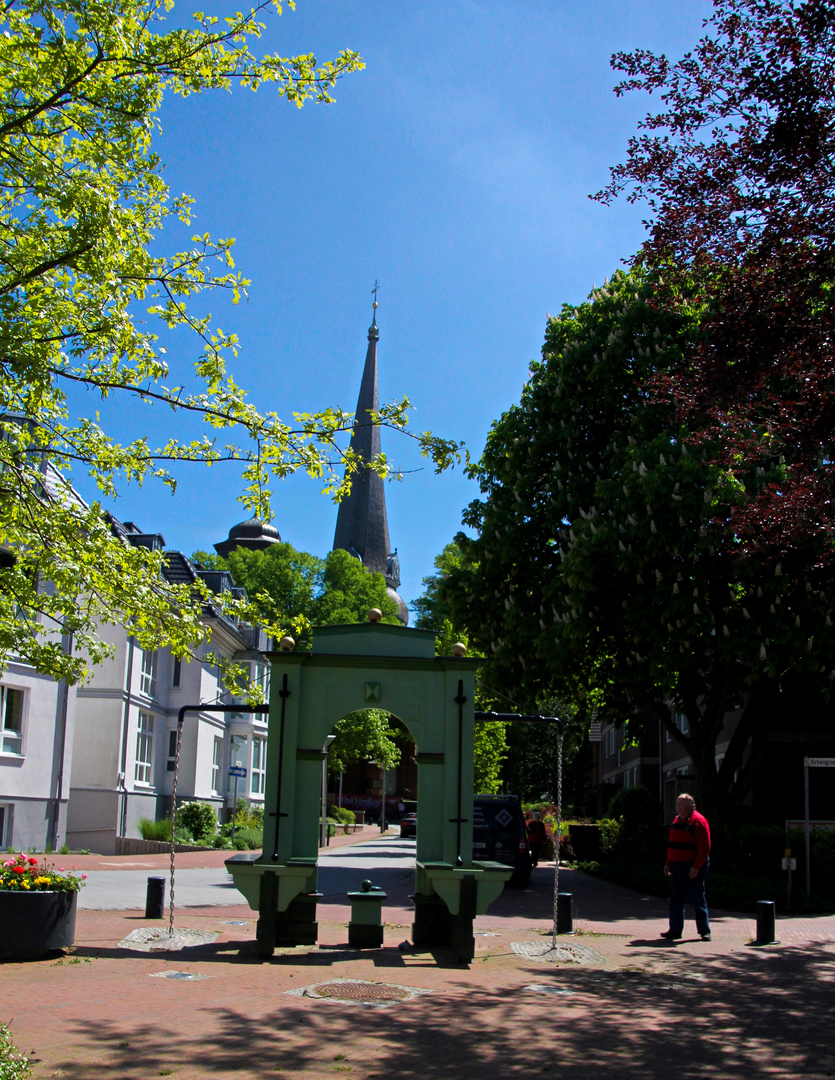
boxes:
[551,732,564,950]
[168,720,183,937]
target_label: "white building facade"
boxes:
[66,535,269,854]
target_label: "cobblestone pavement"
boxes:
[2,858,834,1080]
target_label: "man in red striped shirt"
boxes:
[661,793,711,941]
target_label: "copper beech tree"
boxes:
[596,0,835,563]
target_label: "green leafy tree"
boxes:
[193,542,323,647]
[313,549,400,627]
[0,0,460,685]
[329,709,403,775]
[413,540,508,793]
[453,270,835,822]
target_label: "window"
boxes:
[140,650,158,699]
[251,737,266,796]
[211,736,223,794]
[172,656,181,689]
[0,804,10,847]
[166,729,178,773]
[0,686,24,755]
[135,711,154,784]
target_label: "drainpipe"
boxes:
[119,635,136,838]
[50,631,73,850]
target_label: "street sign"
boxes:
[228,765,247,778]
[805,757,835,768]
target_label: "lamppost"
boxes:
[320,734,336,847]
[379,762,387,834]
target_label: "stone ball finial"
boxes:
[368,608,383,623]
[451,642,467,657]
[361,879,373,892]
[279,635,295,652]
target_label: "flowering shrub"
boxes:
[0,855,86,893]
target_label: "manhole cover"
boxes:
[286,979,432,1008]
[118,928,218,952]
[149,971,209,981]
[511,940,605,965]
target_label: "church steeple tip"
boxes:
[369,280,379,340]
[333,284,408,625]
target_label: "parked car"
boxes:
[472,795,532,888]
[400,812,417,839]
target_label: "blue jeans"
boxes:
[668,859,710,936]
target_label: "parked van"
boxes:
[472,794,532,888]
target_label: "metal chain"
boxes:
[551,732,564,950]
[168,721,183,937]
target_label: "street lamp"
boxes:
[320,734,336,847]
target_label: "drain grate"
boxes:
[286,979,432,1008]
[511,940,605,965]
[118,928,218,952]
[316,982,408,1002]
[149,970,209,981]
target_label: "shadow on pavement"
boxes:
[49,943,835,1079]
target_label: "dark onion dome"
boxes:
[214,517,281,559]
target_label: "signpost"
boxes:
[228,765,247,848]
[804,757,835,898]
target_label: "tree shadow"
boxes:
[48,942,835,1079]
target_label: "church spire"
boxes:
[333,291,407,623]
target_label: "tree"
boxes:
[0,0,460,685]
[451,270,835,821]
[595,0,835,563]
[193,541,324,648]
[313,549,400,628]
[412,540,509,793]
[328,710,403,776]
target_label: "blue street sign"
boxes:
[228,765,247,778]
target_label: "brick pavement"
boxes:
[2,853,834,1079]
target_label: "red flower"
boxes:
[12,866,24,874]
[28,857,38,865]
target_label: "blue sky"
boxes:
[77,0,712,615]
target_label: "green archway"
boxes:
[226,621,512,960]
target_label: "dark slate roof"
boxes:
[163,551,199,587]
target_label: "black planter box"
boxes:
[0,890,78,957]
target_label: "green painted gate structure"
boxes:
[226,621,511,960]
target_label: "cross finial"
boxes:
[371,279,379,324]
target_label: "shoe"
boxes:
[660,930,681,940]
[700,932,712,941]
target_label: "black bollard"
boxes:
[557,891,574,935]
[755,900,776,945]
[145,876,166,919]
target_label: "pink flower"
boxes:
[81,874,88,880]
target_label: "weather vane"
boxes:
[371,279,379,310]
